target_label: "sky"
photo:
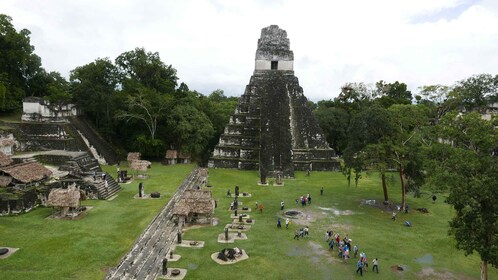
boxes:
[1,0,497,101]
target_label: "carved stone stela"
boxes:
[210,25,339,178]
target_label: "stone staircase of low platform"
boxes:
[106,167,206,280]
[69,117,119,165]
[94,173,121,200]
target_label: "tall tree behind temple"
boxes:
[70,58,120,131]
[0,14,44,112]
[449,74,498,113]
[373,80,412,108]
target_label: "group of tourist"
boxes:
[293,226,309,240]
[325,230,379,276]
[296,193,312,206]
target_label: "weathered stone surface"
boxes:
[210,25,339,178]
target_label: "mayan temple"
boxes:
[209,25,339,180]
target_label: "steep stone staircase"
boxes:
[69,117,119,165]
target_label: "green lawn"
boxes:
[0,165,497,280]
[176,169,497,280]
[0,163,195,280]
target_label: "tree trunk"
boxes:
[399,163,406,211]
[481,260,488,280]
[347,168,351,187]
[381,172,389,202]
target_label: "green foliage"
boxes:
[373,80,413,108]
[133,134,166,158]
[167,104,214,158]
[0,14,45,112]
[115,47,177,93]
[426,112,498,274]
[70,58,120,130]
[449,74,498,113]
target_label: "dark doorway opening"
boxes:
[271,61,278,70]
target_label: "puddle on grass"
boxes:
[287,246,308,257]
[318,207,354,216]
[415,254,433,264]
[188,263,198,270]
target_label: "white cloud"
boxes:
[1,0,497,101]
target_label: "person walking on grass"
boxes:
[280,200,284,211]
[277,218,282,228]
[392,212,397,221]
[320,187,324,195]
[372,258,379,273]
[294,229,300,240]
[353,244,359,258]
[285,218,290,229]
[259,203,263,213]
[356,259,363,276]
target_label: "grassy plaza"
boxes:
[1,163,497,279]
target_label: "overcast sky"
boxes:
[2,0,497,101]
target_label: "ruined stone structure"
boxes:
[210,25,339,178]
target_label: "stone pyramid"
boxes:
[209,25,339,179]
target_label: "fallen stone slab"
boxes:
[176,240,204,248]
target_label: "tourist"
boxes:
[353,244,359,258]
[259,203,263,213]
[294,229,300,240]
[227,189,231,197]
[280,200,284,211]
[360,252,368,271]
[338,244,343,258]
[344,248,350,260]
[328,230,333,241]
[304,226,309,237]
[300,228,304,238]
[405,204,410,213]
[295,198,299,205]
[255,201,258,209]
[277,218,282,228]
[285,218,290,229]
[372,258,379,273]
[320,187,324,195]
[356,259,363,276]
[328,239,334,250]
[325,231,329,242]
[392,212,397,221]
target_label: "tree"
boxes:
[343,105,393,189]
[449,74,498,113]
[115,48,177,94]
[44,71,72,119]
[373,80,412,108]
[167,104,214,158]
[427,112,497,280]
[387,104,429,210]
[70,58,120,130]
[0,14,44,111]
[116,87,172,140]
[314,106,349,155]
